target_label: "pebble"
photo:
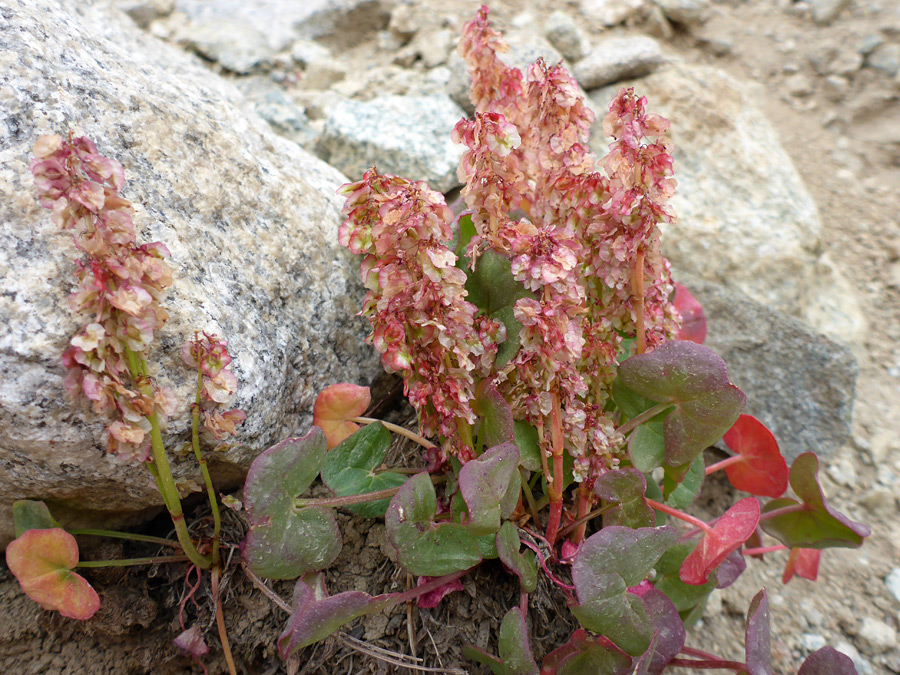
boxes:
[801,599,825,628]
[654,0,710,28]
[545,11,591,62]
[886,569,900,604]
[830,49,864,75]
[868,43,900,77]
[823,74,850,100]
[857,617,897,654]
[856,33,885,57]
[183,20,275,74]
[785,72,814,96]
[809,0,850,24]
[800,633,826,652]
[574,36,664,90]
[834,641,874,675]
[118,0,174,29]
[252,91,318,147]
[826,457,857,487]
[858,487,897,512]
[580,0,647,26]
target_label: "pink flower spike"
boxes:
[680,498,760,585]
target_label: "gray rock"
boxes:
[886,569,900,604]
[545,11,591,62]
[867,43,900,77]
[857,488,897,513]
[0,0,380,546]
[680,278,857,463]
[834,641,874,675]
[575,36,664,90]
[580,0,648,26]
[317,94,465,192]
[810,0,850,25]
[800,633,826,653]
[654,0,709,28]
[857,617,897,654]
[294,0,390,50]
[114,0,175,29]
[251,91,319,147]
[181,19,276,74]
[826,457,857,487]
[589,64,866,344]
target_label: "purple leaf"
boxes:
[385,473,482,576]
[618,341,746,467]
[278,575,375,658]
[174,626,209,658]
[722,415,789,498]
[680,498,760,586]
[715,550,747,589]
[244,430,341,579]
[760,453,870,550]
[473,381,515,451]
[632,588,686,675]
[798,646,858,675]
[459,443,521,536]
[745,589,772,675]
[594,469,654,529]
[541,630,633,675]
[571,526,677,656]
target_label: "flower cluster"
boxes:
[31,134,174,461]
[181,333,245,440]
[338,169,504,457]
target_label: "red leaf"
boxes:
[313,383,371,449]
[673,283,707,344]
[782,548,820,584]
[722,415,789,498]
[416,575,464,609]
[680,498,760,585]
[5,529,100,620]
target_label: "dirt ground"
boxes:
[2,0,900,673]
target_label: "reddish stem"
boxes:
[632,248,647,354]
[742,544,787,556]
[645,498,714,535]
[758,503,809,522]
[705,454,744,475]
[571,485,592,544]
[545,393,565,547]
[668,658,747,671]
[519,538,576,593]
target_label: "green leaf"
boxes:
[492,305,524,368]
[629,416,666,473]
[13,500,60,537]
[513,420,542,472]
[459,443,521,536]
[617,341,746,467]
[760,453,870,550]
[593,469,654,529]
[542,630,633,675]
[571,526,677,656]
[385,473,482,576]
[463,607,539,675]
[652,541,717,623]
[663,455,705,509]
[320,422,406,517]
[496,522,537,593]
[244,430,342,579]
[473,382,515,451]
[613,376,656,420]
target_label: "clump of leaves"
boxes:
[239,6,868,673]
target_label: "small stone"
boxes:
[868,43,900,77]
[654,0,709,28]
[857,617,897,654]
[300,60,347,91]
[826,457,857,487]
[886,569,900,604]
[387,3,420,44]
[823,74,850,100]
[857,34,885,57]
[252,91,319,147]
[785,72,814,96]
[835,641,874,675]
[183,20,275,74]
[574,36,664,90]
[800,633,826,652]
[290,39,331,67]
[117,0,174,29]
[697,35,732,56]
[580,0,648,26]
[876,464,898,487]
[858,488,897,512]
[810,0,850,24]
[545,11,591,62]
[830,49,864,75]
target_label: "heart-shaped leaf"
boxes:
[629,416,667,473]
[278,575,375,658]
[782,548,821,584]
[594,469,654,529]
[721,415,788,498]
[652,541,717,624]
[13,500,60,536]
[745,589,772,675]
[798,646,858,674]
[571,526,677,656]
[6,529,100,620]
[760,453,870,549]
[313,383,371,449]
[496,522,537,593]
[673,283,707,344]
[459,443,521,536]
[320,422,406,517]
[463,607,539,675]
[244,429,342,579]
[617,341,746,467]
[385,472,482,576]
[541,630,633,675]
[680,498,760,585]
[473,381,515,451]
[514,420,542,472]
[663,455,704,509]
[630,586,686,675]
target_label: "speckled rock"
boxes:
[580,0,647,26]
[0,0,380,546]
[575,36,665,90]
[680,278,857,463]
[544,11,591,63]
[590,63,866,345]
[316,94,466,192]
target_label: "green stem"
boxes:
[617,402,673,436]
[351,417,436,449]
[191,362,221,566]
[69,529,181,549]
[76,554,189,568]
[127,349,211,570]
[295,476,446,509]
